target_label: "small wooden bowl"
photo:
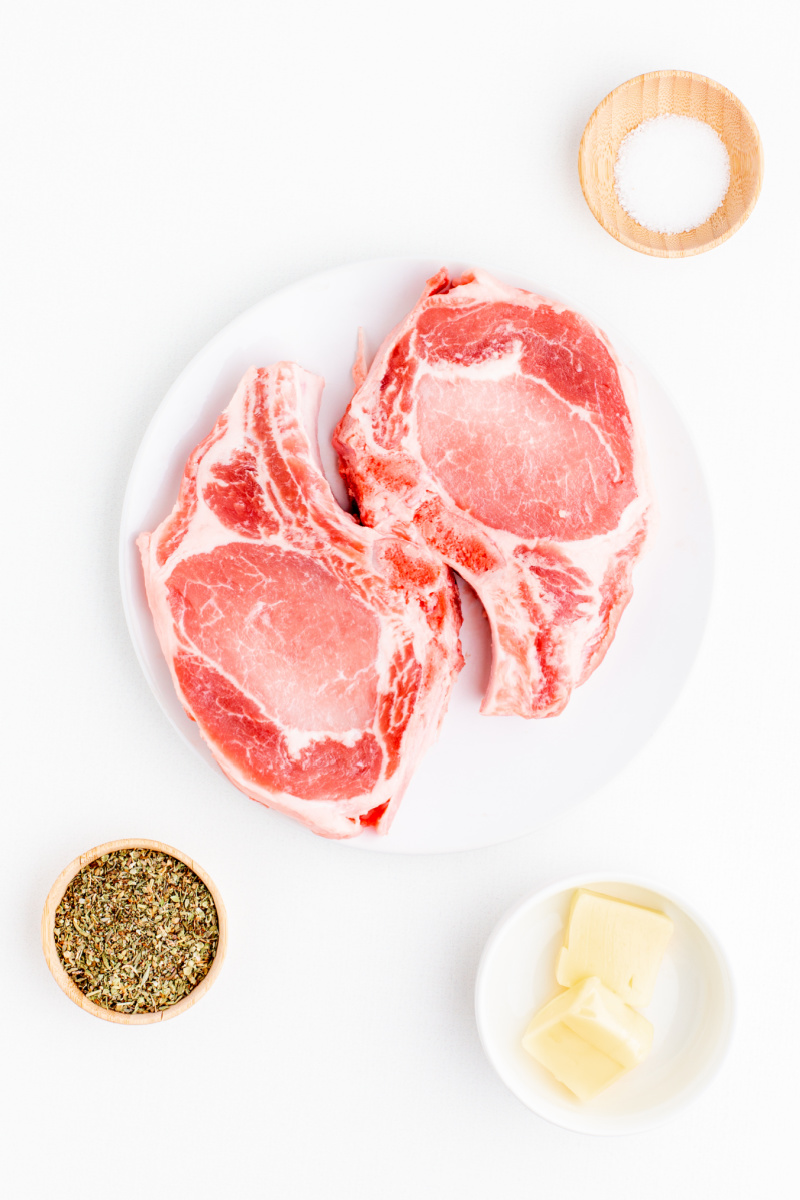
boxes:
[578,71,763,258]
[42,838,228,1025]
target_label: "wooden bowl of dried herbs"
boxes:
[42,839,227,1024]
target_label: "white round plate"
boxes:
[120,257,713,854]
[475,875,735,1134]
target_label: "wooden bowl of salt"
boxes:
[42,838,228,1025]
[579,70,763,258]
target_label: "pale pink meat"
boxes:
[138,363,463,838]
[333,269,651,719]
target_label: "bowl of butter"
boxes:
[475,874,734,1134]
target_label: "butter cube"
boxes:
[556,889,673,1007]
[522,977,653,1102]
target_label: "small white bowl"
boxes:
[475,874,735,1134]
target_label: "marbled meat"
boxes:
[138,363,463,838]
[333,269,650,718]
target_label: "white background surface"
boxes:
[1,2,798,1197]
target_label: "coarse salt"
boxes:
[614,114,730,235]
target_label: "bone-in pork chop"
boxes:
[333,269,650,718]
[138,363,463,838]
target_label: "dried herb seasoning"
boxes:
[53,848,219,1013]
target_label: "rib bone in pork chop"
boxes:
[138,363,463,839]
[334,269,650,719]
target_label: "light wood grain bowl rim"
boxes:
[42,838,228,1025]
[578,70,763,258]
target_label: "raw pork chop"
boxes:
[138,363,463,839]
[334,269,651,718]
